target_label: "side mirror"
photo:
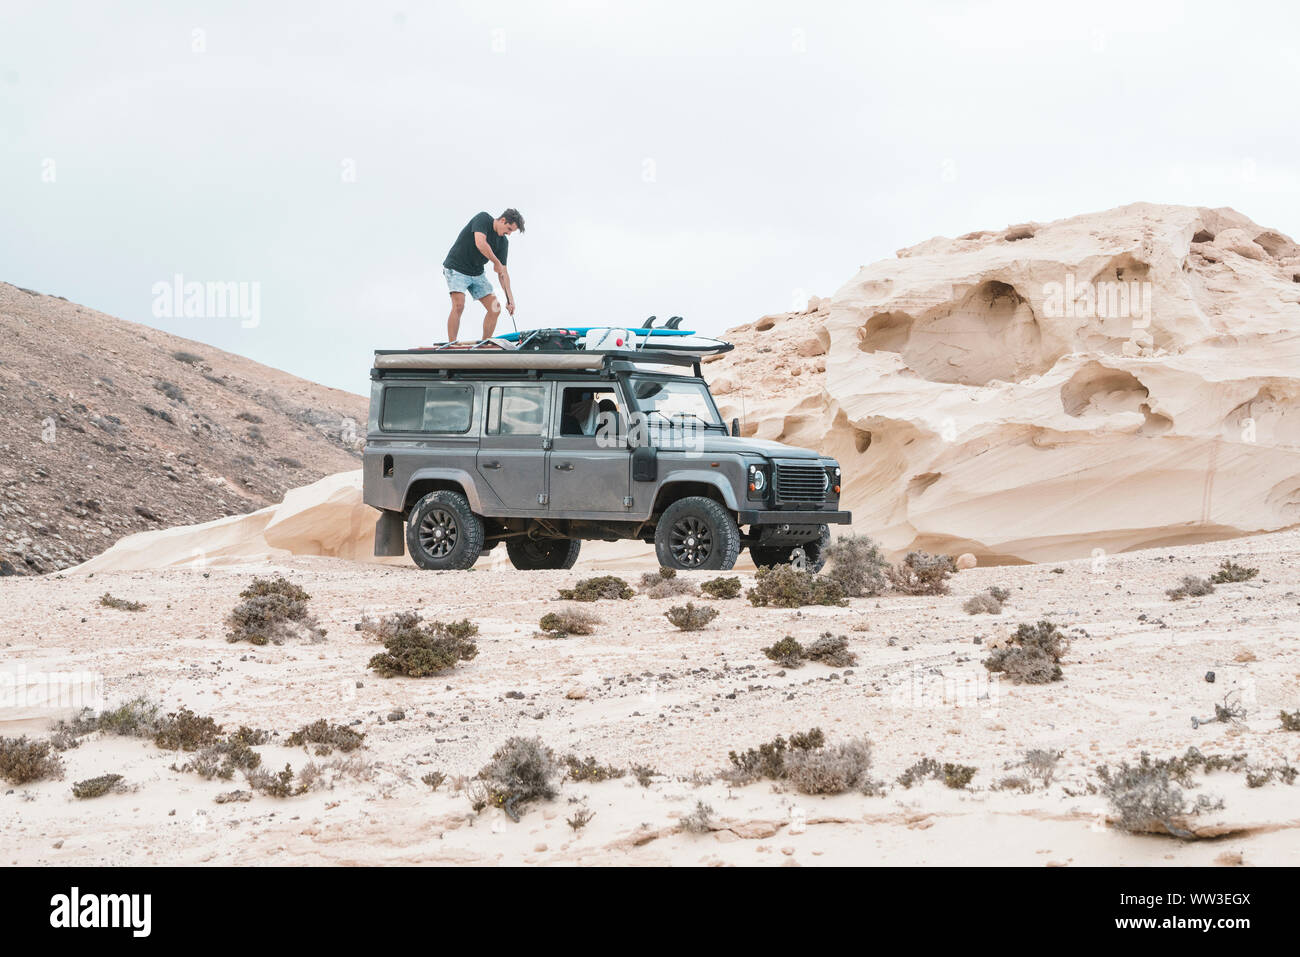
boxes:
[731,417,740,437]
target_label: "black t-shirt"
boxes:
[443,211,508,276]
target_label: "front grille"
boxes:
[774,464,826,504]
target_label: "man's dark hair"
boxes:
[500,208,525,232]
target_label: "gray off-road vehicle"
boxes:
[363,346,850,571]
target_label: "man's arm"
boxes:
[474,232,515,314]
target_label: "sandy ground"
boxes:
[3,533,1299,866]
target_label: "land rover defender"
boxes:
[363,346,851,571]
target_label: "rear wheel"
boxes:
[654,496,740,570]
[505,537,581,570]
[406,491,484,570]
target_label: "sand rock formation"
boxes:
[705,203,1300,564]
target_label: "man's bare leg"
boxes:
[478,293,501,339]
[447,291,466,342]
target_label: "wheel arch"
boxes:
[403,469,482,514]
[650,477,738,518]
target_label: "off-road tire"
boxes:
[505,537,582,570]
[655,496,740,571]
[406,491,484,570]
[749,524,831,573]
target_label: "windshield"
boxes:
[626,375,723,427]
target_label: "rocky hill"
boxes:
[704,204,1300,563]
[0,282,367,574]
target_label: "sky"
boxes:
[3,0,1298,396]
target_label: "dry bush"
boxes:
[1281,710,1300,732]
[726,728,825,784]
[153,707,222,751]
[71,774,127,799]
[567,807,596,831]
[1209,559,1258,584]
[785,738,875,795]
[700,576,742,599]
[297,756,375,791]
[367,613,479,677]
[823,535,889,598]
[886,551,956,596]
[225,575,325,645]
[245,763,305,798]
[680,800,716,833]
[762,635,806,668]
[804,632,857,667]
[285,719,364,755]
[99,593,144,612]
[477,736,561,820]
[746,565,847,608]
[1166,575,1215,601]
[665,602,718,631]
[897,757,976,790]
[1096,750,1229,837]
[639,567,698,599]
[0,736,64,784]
[422,771,446,790]
[558,576,634,601]
[563,755,625,783]
[983,620,1069,684]
[963,586,1010,615]
[536,607,601,639]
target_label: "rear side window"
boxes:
[485,385,547,435]
[380,385,474,433]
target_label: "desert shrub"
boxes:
[804,632,857,667]
[746,565,847,608]
[1166,575,1215,601]
[823,535,889,598]
[422,771,446,790]
[153,707,222,751]
[1281,710,1300,732]
[563,755,625,783]
[631,764,658,787]
[367,614,478,677]
[225,576,325,645]
[886,551,956,596]
[285,719,364,754]
[700,576,742,599]
[558,576,634,601]
[567,807,596,831]
[1096,751,1228,837]
[54,697,161,745]
[640,568,698,599]
[680,800,716,833]
[477,736,560,820]
[726,728,825,783]
[983,619,1069,684]
[897,757,976,790]
[665,602,718,631]
[171,350,203,365]
[0,736,64,784]
[762,635,806,668]
[154,380,186,403]
[245,763,305,798]
[1209,559,1258,584]
[964,586,1010,614]
[235,411,263,423]
[1022,749,1062,788]
[785,738,875,795]
[99,593,144,612]
[71,774,126,799]
[536,608,600,639]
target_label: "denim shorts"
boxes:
[444,267,495,300]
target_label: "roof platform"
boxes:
[371,347,715,375]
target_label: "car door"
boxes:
[477,382,552,512]
[547,383,632,514]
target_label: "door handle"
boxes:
[554,462,574,471]
[483,461,501,469]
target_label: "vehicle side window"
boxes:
[485,385,547,436]
[380,385,473,433]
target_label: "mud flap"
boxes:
[374,510,406,557]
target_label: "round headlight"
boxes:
[750,468,766,491]
[821,470,830,492]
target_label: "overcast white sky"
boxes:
[3,0,1297,395]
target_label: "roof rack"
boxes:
[372,348,707,374]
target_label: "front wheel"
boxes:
[406,491,484,570]
[654,496,740,570]
[506,538,581,570]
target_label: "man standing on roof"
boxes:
[442,208,524,342]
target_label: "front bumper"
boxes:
[737,509,852,526]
